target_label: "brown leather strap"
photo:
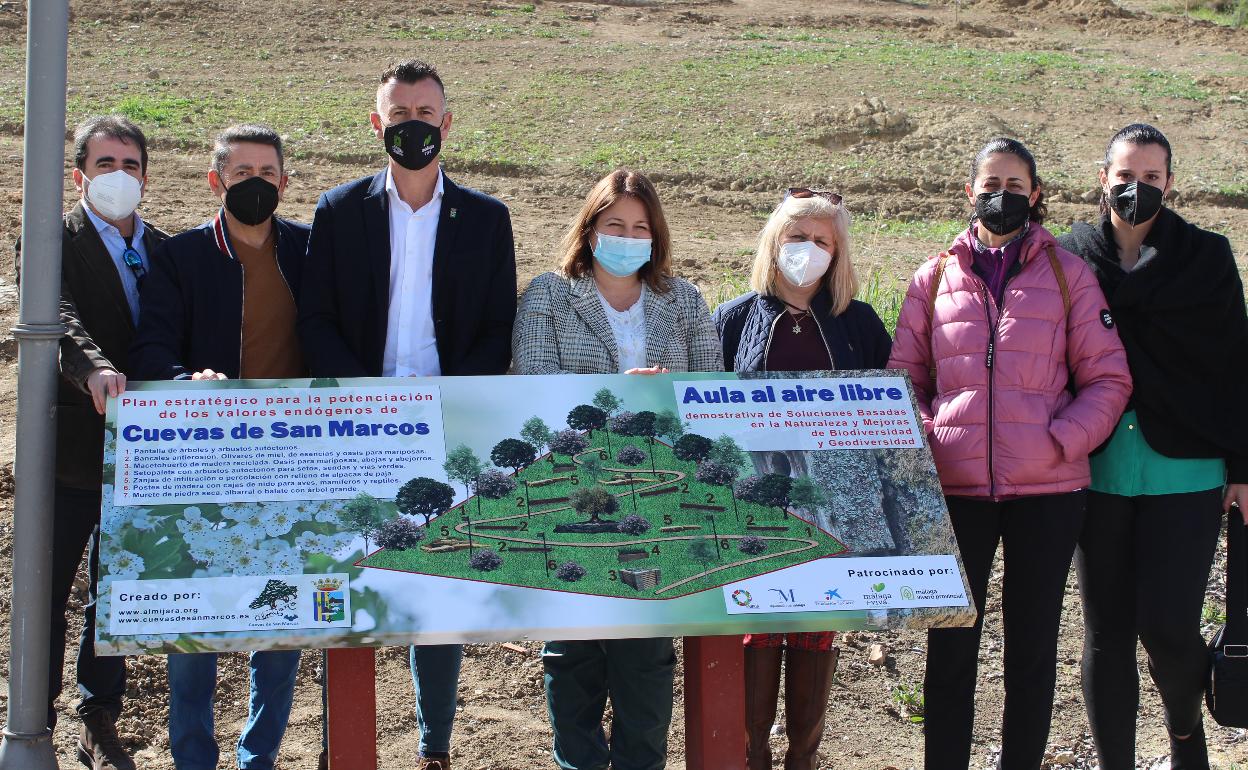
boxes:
[1046,244,1071,317]
[927,253,949,380]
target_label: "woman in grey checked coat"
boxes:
[512,169,720,770]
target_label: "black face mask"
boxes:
[223,176,279,226]
[384,118,441,171]
[1108,181,1163,226]
[975,190,1032,236]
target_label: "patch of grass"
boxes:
[112,95,197,127]
[1047,222,1072,239]
[891,682,925,723]
[389,11,583,42]
[391,22,527,41]
[710,270,753,310]
[853,216,966,245]
[1161,0,1248,27]
[362,433,844,599]
[1202,603,1227,625]
[859,268,907,337]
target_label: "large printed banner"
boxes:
[98,371,974,655]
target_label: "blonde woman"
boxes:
[711,189,890,770]
[513,169,719,770]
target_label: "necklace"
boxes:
[779,299,811,334]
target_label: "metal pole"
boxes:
[1,1,69,768]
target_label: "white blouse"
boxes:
[597,288,648,373]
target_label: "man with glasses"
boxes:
[15,114,169,770]
[129,123,308,770]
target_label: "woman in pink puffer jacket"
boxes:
[888,138,1131,770]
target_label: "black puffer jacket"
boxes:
[711,289,892,373]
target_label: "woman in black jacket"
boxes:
[1059,123,1248,770]
[711,189,890,770]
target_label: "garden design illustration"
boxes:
[356,387,849,599]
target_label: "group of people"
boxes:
[35,55,1248,770]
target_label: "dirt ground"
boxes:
[1,0,1248,767]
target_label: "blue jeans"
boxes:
[409,644,463,754]
[168,650,300,770]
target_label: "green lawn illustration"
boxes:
[358,431,848,599]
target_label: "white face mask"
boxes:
[85,169,143,221]
[776,240,832,288]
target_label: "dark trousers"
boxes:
[49,484,125,728]
[1075,489,1223,770]
[924,492,1086,770]
[543,638,676,770]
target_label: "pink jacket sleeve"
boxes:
[1048,253,1133,461]
[887,259,938,435]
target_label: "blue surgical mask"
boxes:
[593,232,652,277]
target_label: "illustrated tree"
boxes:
[673,433,713,463]
[579,454,605,483]
[567,404,608,436]
[474,468,518,500]
[609,410,637,436]
[616,446,647,467]
[739,535,767,555]
[249,579,297,610]
[395,476,455,526]
[630,411,657,441]
[491,438,537,474]
[568,403,611,452]
[555,561,587,582]
[617,514,652,535]
[549,429,590,461]
[376,517,426,551]
[695,461,737,487]
[697,460,741,519]
[521,416,553,456]
[688,537,717,564]
[569,485,620,524]
[592,387,622,416]
[736,473,794,518]
[653,409,685,443]
[708,435,749,472]
[339,493,392,553]
[788,476,827,514]
[469,548,503,572]
[443,444,484,499]
[629,411,659,472]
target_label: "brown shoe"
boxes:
[77,711,136,770]
[415,756,451,770]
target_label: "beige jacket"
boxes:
[512,271,722,375]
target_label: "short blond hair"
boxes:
[749,195,857,316]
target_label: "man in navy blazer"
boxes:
[299,63,517,380]
[298,60,517,770]
[130,124,306,770]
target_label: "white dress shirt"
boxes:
[83,204,149,325]
[382,168,444,377]
[597,287,647,373]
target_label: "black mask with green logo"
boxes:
[384,119,441,171]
